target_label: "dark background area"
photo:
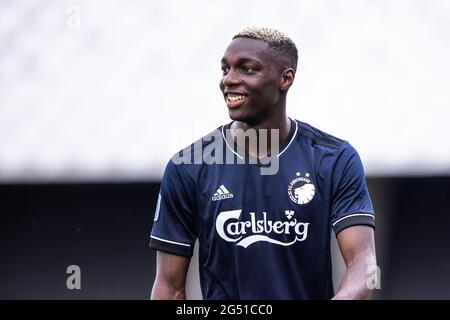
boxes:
[1,177,449,299]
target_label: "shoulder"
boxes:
[174,125,226,158]
[164,124,228,176]
[292,119,363,171]
[294,119,345,151]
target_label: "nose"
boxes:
[222,68,241,87]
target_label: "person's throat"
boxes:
[230,117,291,158]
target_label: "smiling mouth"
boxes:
[226,93,247,108]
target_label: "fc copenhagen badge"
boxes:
[288,172,315,205]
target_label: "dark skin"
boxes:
[333,226,377,299]
[151,37,377,300]
[220,38,293,157]
[151,251,189,300]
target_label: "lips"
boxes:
[225,92,247,108]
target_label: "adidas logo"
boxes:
[212,185,234,201]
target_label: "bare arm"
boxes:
[332,225,377,300]
[151,251,191,300]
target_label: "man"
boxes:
[150,27,377,300]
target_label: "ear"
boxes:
[280,68,295,92]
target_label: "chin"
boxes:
[228,109,248,122]
[228,110,262,126]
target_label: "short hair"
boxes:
[232,26,298,72]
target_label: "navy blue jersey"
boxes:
[150,119,375,300]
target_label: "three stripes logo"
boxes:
[212,185,234,201]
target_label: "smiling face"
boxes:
[219,37,290,125]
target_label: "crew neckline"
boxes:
[221,118,298,164]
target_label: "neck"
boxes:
[231,111,291,143]
[229,108,292,158]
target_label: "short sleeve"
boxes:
[330,142,375,235]
[149,159,197,257]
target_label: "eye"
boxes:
[221,65,229,75]
[241,66,256,74]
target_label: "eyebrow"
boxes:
[221,56,263,65]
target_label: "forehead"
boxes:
[222,37,271,64]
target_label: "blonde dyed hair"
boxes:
[232,26,298,71]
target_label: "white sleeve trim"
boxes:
[153,194,162,222]
[332,213,375,226]
[150,235,191,247]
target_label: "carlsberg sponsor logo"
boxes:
[216,209,309,248]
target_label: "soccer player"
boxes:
[150,27,377,300]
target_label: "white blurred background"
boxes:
[1,0,449,182]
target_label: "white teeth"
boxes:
[227,94,245,102]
